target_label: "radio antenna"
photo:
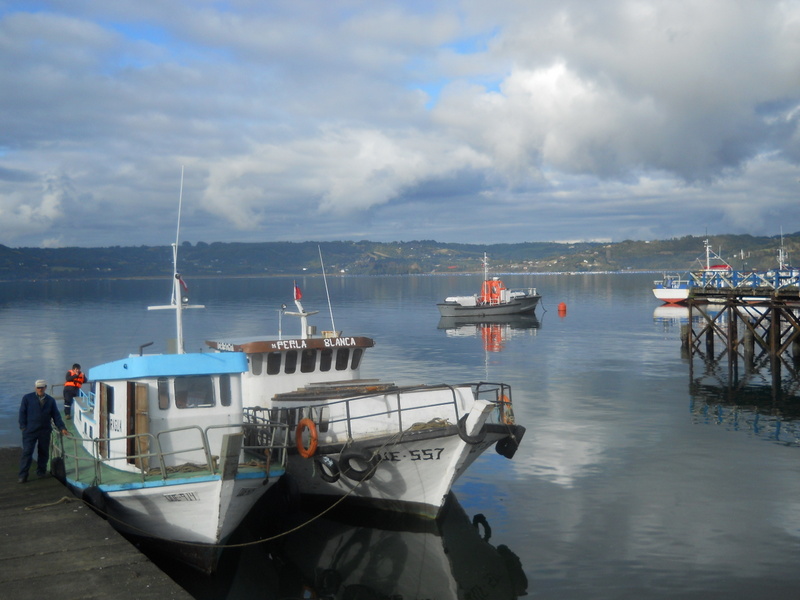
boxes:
[318,245,336,332]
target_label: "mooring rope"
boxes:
[24,495,77,511]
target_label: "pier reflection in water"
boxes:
[686,301,800,446]
[156,494,527,600]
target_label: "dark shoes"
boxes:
[37,472,47,479]
[18,476,27,484]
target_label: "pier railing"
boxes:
[689,268,800,292]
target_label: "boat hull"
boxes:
[652,286,690,304]
[55,468,278,572]
[437,295,540,317]
[285,421,525,519]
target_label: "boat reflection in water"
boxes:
[438,314,540,353]
[653,304,727,333]
[160,494,528,599]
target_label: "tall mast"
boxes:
[148,167,204,354]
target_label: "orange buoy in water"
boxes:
[558,302,567,316]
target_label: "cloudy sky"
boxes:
[1,1,800,248]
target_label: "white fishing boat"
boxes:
[652,273,691,304]
[49,181,290,573]
[205,280,526,519]
[437,254,540,317]
[653,239,733,304]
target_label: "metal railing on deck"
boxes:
[263,381,513,442]
[53,418,289,486]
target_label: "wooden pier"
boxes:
[0,447,191,600]
[682,286,800,416]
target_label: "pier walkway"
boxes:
[0,447,191,600]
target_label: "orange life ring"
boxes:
[296,418,318,458]
[499,394,514,425]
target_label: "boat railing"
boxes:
[53,418,289,485]
[242,409,291,466]
[508,287,537,298]
[268,381,513,442]
[655,273,690,288]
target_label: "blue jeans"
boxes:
[19,429,51,478]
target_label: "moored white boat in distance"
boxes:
[652,273,691,304]
[49,184,290,573]
[653,239,734,304]
[205,283,526,519]
[437,254,540,317]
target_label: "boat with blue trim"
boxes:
[49,184,289,573]
[653,239,733,304]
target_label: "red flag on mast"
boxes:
[294,281,302,300]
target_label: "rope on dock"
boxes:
[24,495,77,511]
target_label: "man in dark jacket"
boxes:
[18,379,68,483]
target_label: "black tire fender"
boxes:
[496,425,526,459]
[339,447,381,482]
[315,455,341,483]
[457,414,487,445]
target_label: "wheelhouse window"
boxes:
[219,374,232,407]
[158,377,170,410]
[320,348,333,372]
[301,349,316,373]
[335,348,350,371]
[174,376,215,408]
[351,348,363,369]
[250,353,263,376]
[266,352,282,375]
[284,350,298,374]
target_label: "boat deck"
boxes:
[53,418,281,490]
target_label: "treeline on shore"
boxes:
[1,233,798,280]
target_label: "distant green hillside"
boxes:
[0,234,798,281]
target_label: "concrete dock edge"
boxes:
[0,447,192,599]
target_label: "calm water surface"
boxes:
[1,273,799,599]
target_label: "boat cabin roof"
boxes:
[205,336,375,354]
[89,352,249,381]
